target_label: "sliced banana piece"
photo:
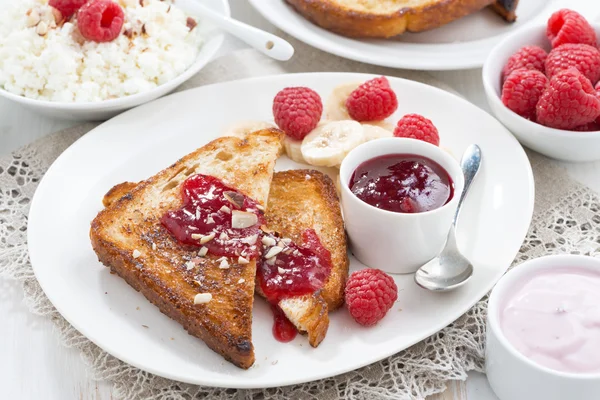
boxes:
[363,124,394,141]
[301,120,365,167]
[221,120,275,138]
[283,136,305,163]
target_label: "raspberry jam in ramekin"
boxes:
[349,154,454,213]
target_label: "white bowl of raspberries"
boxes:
[483,9,600,162]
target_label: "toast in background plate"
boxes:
[259,169,349,347]
[285,0,498,38]
[90,129,283,369]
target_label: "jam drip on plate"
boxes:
[350,154,454,213]
[271,305,298,343]
[258,229,332,343]
[161,174,264,259]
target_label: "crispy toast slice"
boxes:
[285,0,497,38]
[259,169,349,347]
[90,129,283,369]
[103,169,349,348]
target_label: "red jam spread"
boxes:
[161,174,264,259]
[258,229,332,304]
[272,305,298,343]
[349,154,453,213]
[258,229,332,343]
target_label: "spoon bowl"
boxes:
[415,144,482,291]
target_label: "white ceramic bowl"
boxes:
[482,23,600,162]
[486,255,600,400]
[339,138,464,274]
[0,0,229,121]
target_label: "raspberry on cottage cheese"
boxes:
[0,0,203,102]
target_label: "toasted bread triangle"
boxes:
[90,129,283,369]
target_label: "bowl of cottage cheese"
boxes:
[0,0,228,120]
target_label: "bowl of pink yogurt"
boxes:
[486,255,600,400]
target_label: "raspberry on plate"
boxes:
[77,0,125,43]
[501,69,548,120]
[546,44,600,85]
[49,0,88,19]
[346,76,398,122]
[536,69,600,130]
[345,269,398,327]
[393,114,440,146]
[502,45,547,83]
[547,9,597,48]
[273,87,323,140]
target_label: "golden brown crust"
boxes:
[490,0,519,22]
[90,130,283,369]
[266,169,349,311]
[285,0,496,38]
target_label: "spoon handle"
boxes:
[189,3,294,61]
[453,144,482,226]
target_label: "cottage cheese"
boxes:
[0,0,203,102]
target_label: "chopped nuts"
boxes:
[198,246,209,257]
[231,210,258,229]
[219,232,229,240]
[132,249,142,259]
[238,256,250,265]
[51,8,64,25]
[152,243,157,251]
[262,236,277,247]
[36,21,48,36]
[281,238,292,246]
[219,258,230,269]
[277,267,286,274]
[206,215,215,224]
[191,233,203,240]
[264,246,283,259]
[200,232,216,244]
[223,191,244,209]
[238,278,245,284]
[256,204,265,211]
[219,205,231,214]
[193,293,212,304]
[241,234,258,245]
[185,261,196,270]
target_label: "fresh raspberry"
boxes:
[273,87,323,140]
[346,76,398,122]
[77,0,125,43]
[573,121,600,131]
[547,9,597,48]
[49,0,87,19]
[393,114,440,146]
[501,69,548,120]
[502,45,548,82]
[345,269,398,327]
[545,44,600,85]
[536,69,600,130]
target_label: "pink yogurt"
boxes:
[500,267,600,374]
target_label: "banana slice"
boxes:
[363,124,393,141]
[283,136,306,163]
[221,120,275,138]
[325,82,360,121]
[301,120,365,167]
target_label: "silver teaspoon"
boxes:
[414,144,482,292]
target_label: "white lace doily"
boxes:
[2,45,600,400]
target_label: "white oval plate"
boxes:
[28,73,534,388]
[248,0,592,70]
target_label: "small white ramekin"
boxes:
[486,254,600,400]
[339,138,464,274]
[482,23,600,162]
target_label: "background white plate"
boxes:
[28,73,534,388]
[248,0,593,70]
